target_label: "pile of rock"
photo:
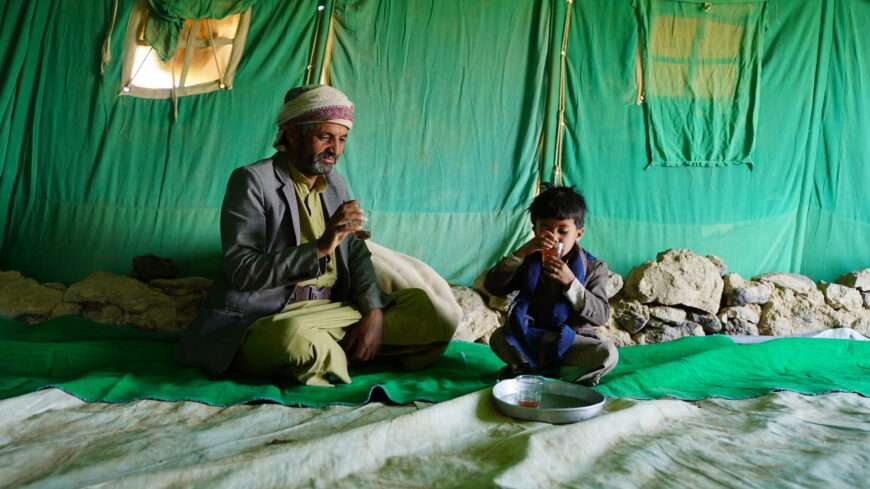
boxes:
[0,270,210,332]
[3,249,869,346]
[605,250,870,346]
[451,249,870,346]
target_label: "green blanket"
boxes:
[595,335,870,400]
[1,317,868,407]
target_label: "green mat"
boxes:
[0,317,503,407]
[1,317,868,407]
[596,334,870,400]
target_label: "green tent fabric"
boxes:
[561,0,870,282]
[144,0,258,61]
[636,0,766,167]
[2,317,869,407]
[328,0,551,285]
[2,0,870,293]
[0,0,316,283]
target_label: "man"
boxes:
[177,85,454,386]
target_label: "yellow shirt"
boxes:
[288,165,338,288]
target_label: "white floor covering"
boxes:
[1,386,868,488]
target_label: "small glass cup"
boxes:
[540,242,563,259]
[353,213,371,240]
[515,375,545,408]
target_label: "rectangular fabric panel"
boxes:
[328,0,551,285]
[638,0,766,167]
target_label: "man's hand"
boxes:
[542,253,575,287]
[341,308,384,363]
[514,231,558,259]
[317,200,365,257]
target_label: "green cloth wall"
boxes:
[328,0,549,284]
[1,0,869,286]
[563,0,870,279]
[0,0,316,282]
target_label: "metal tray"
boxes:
[492,377,606,424]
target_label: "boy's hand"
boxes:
[543,254,575,287]
[515,231,558,258]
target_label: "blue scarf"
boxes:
[504,247,596,370]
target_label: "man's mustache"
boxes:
[313,150,337,162]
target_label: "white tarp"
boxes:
[1,387,868,488]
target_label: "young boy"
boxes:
[484,186,618,385]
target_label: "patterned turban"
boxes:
[273,85,354,149]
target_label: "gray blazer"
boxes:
[176,153,386,375]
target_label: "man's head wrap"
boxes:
[273,85,354,150]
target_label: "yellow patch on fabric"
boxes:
[650,16,698,59]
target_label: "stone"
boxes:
[753,273,816,295]
[722,273,745,290]
[150,277,213,297]
[128,306,177,331]
[595,319,635,347]
[723,273,772,306]
[43,282,67,292]
[623,249,723,314]
[720,304,761,324]
[0,271,24,282]
[687,311,722,334]
[606,271,624,299]
[450,286,502,343]
[706,255,727,276]
[864,291,870,309]
[0,274,63,321]
[835,268,870,292]
[84,304,124,324]
[172,293,206,310]
[648,305,687,325]
[719,304,761,336]
[757,288,829,336]
[64,272,174,314]
[472,269,513,313]
[759,286,870,335]
[633,318,704,344]
[50,302,83,318]
[854,317,870,338]
[820,283,863,311]
[612,300,649,334]
[823,308,870,331]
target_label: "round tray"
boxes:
[492,377,606,424]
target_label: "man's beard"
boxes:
[298,150,336,176]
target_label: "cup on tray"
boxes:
[515,375,545,408]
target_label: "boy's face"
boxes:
[534,217,584,257]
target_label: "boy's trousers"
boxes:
[489,325,619,385]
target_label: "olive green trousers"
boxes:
[234,288,454,386]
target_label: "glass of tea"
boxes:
[354,212,371,240]
[515,375,544,408]
[540,242,563,259]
